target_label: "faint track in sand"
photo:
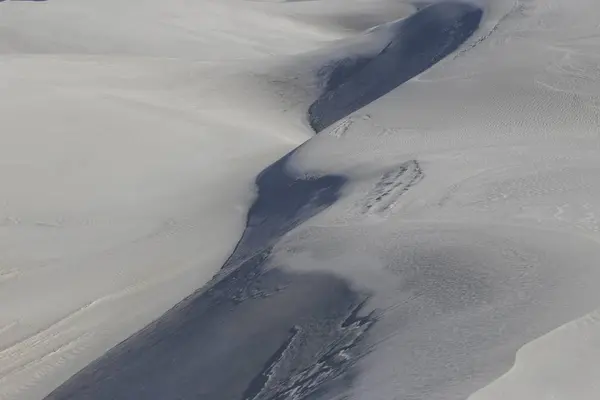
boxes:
[359,160,423,216]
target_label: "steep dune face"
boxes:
[5,0,600,399]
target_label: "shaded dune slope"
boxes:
[309,1,482,132]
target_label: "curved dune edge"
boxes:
[469,310,600,400]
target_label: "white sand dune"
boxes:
[3,0,600,399]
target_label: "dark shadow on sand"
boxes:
[309,2,483,132]
[223,151,345,269]
[45,250,371,400]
